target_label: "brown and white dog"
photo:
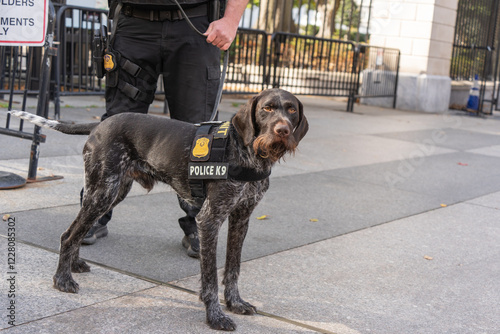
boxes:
[10,88,308,331]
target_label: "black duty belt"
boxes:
[122,3,208,22]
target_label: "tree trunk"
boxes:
[316,0,341,39]
[256,0,296,33]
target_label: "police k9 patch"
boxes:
[188,163,229,179]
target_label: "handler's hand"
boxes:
[204,17,239,51]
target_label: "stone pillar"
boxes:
[366,0,458,112]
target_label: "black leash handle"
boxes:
[173,0,228,122]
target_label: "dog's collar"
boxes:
[228,165,271,182]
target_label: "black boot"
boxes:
[182,232,200,258]
[82,221,108,245]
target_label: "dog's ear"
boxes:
[293,99,309,143]
[232,95,258,146]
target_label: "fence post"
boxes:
[348,44,361,112]
[271,33,282,89]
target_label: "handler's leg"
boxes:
[161,16,220,258]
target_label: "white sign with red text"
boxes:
[0,0,49,46]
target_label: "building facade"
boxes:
[368,0,458,112]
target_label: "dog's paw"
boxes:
[53,274,79,293]
[207,311,237,331]
[226,299,257,315]
[71,259,91,273]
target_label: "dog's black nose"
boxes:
[274,123,290,137]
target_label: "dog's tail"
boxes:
[8,110,99,135]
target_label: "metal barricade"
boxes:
[53,5,108,118]
[223,29,269,94]
[357,45,400,109]
[0,2,60,186]
[268,32,400,112]
[0,47,40,140]
[270,33,360,111]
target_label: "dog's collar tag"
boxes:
[191,134,213,162]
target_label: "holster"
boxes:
[92,25,107,79]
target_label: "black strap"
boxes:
[117,81,155,104]
[120,58,157,84]
[196,123,213,136]
[189,179,205,207]
[228,165,271,182]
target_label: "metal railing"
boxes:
[53,5,109,117]
[450,0,500,114]
[2,7,400,119]
[0,47,40,138]
[270,33,358,99]
[357,44,400,108]
[268,33,400,111]
[0,2,57,183]
[450,0,499,82]
[223,29,269,94]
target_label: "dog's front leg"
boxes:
[198,209,237,330]
[223,203,258,316]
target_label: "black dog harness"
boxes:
[188,121,271,205]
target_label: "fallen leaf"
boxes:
[440,204,447,207]
[37,167,45,170]
[424,255,433,260]
[2,214,10,221]
[309,218,319,222]
[256,215,269,220]
[457,162,468,166]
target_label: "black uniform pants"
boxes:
[94,9,220,236]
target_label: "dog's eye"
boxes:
[263,106,273,112]
[288,108,297,114]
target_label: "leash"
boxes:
[173,0,229,122]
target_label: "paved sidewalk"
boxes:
[0,95,499,333]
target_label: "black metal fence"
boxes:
[0,2,57,184]
[1,4,399,116]
[269,33,359,110]
[0,47,42,133]
[223,28,269,94]
[357,44,400,108]
[450,0,499,81]
[450,0,500,114]
[53,5,108,117]
[247,32,400,112]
